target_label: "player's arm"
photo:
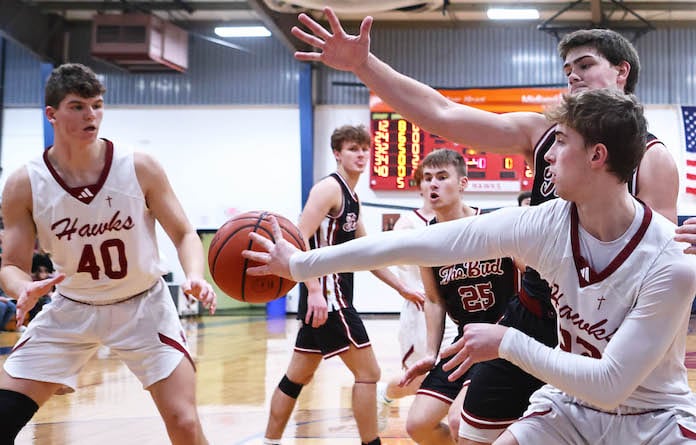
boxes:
[296,178,341,327]
[420,267,447,359]
[356,217,425,309]
[400,267,446,385]
[134,152,216,313]
[636,143,678,223]
[0,168,65,324]
[292,7,547,160]
[451,258,696,411]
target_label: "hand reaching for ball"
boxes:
[243,215,301,280]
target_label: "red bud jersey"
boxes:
[27,140,166,303]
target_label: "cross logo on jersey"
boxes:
[106,196,113,207]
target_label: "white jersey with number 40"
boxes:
[27,140,166,303]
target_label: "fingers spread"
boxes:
[246,265,271,276]
[242,249,271,263]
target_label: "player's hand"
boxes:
[440,323,508,381]
[182,277,217,315]
[399,287,425,311]
[305,288,328,328]
[244,216,299,279]
[399,356,436,386]
[292,7,372,73]
[16,273,65,326]
[675,217,696,254]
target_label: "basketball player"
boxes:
[399,149,515,445]
[262,124,424,445]
[376,163,458,421]
[246,89,696,445]
[289,11,679,444]
[0,63,216,444]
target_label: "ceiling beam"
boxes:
[590,0,603,24]
[0,0,65,63]
[246,0,310,53]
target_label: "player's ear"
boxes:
[459,175,468,192]
[590,143,608,166]
[615,60,631,88]
[45,106,57,124]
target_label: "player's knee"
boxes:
[405,415,432,442]
[0,389,39,441]
[353,364,381,383]
[447,411,460,441]
[278,374,304,399]
[162,409,201,438]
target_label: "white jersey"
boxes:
[27,140,166,303]
[290,198,696,414]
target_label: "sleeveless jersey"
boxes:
[522,128,663,318]
[429,212,515,335]
[26,139,166,303]
[299,172,359,316]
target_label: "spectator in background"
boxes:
[517,191,532,207]
[28,253,55,322]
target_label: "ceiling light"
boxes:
[214,26,271,38]
[487,8,540,20]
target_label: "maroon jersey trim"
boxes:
[571,201,652,287]
[43,139,114,205]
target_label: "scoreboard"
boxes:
[370,112,532,191]
[369,87,564,192]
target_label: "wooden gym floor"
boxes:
[4,312,696,445]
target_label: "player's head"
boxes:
[330,125,371,174]
[517,190,532,206]
[558,29,639,94]
[45,63,105,109]
[45,64,105,144]
[544,89,646,197]
[420,149,468,211]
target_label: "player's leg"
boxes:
[148,358,207,445]
[489,431,518,445]
[265,350,322,442]
[447,384,467,442]
[405,393,453,445]
[339,344,381,443]
[0,372,61,442]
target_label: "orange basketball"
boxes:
[208,211,305,303]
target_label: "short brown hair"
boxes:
[330,125,370,152]
[45,63,106,108]
[421,149,468,178]
[558,29,640,94]
[545,89,646,183]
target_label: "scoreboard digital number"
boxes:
[370,112,533,192]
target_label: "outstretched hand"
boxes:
[181,278,217,315]
[292,7,372,72]
[400,356,436,387]
[675,217,696,255]
[243,216,300,280]
[16,273,65,326]
[440,323,508,381]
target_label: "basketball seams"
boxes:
[208,210,303,303]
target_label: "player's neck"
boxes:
[434,202,475,222]
[336,167,361,191]
[46,138,107,186]
[575,188,636,242]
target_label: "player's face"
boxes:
[544,124,592,200]
[335,141,370,174]
[563,46,627,94]
[46,94,104,145]
[421,164,465,211]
